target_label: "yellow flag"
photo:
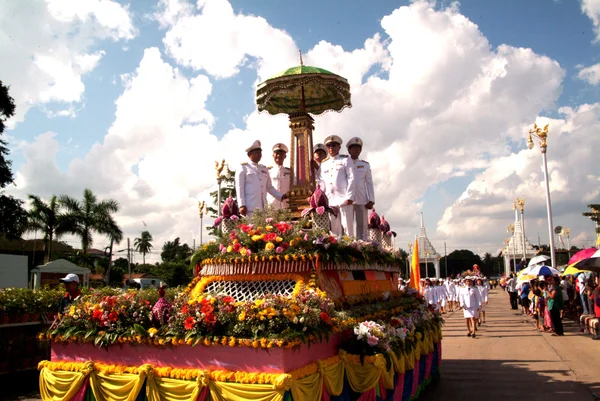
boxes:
[409,237,420,292]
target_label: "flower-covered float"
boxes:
[38,63,442,401]
[39,202,443,401]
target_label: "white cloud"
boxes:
[0,0,135,127]
[582,0,600,41]
[12,0,599,261]
[578,62,600,85]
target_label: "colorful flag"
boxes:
[409,236,420,292]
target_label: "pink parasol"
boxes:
[567,247,598,266]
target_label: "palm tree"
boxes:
[60,188,121,254]
[27,195,70,263]
[134,230,153,265]
[104,220,124,284]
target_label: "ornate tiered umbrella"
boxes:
[256,52,351,214]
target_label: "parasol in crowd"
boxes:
[526,265,560,277]
[527,255,550,267]
[256,53,351,116]
[567,247,598,266]
[573,249,600,273]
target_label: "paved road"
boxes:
[421,288,600,401]
[3,289,600,401]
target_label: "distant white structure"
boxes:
[416,213,441,278]
[502,210,538,276]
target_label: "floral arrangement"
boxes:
[213,196,240,227]
[380,215,391,237]
[367,209,381,230]
[301,186,338,218]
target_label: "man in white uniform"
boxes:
[317,135,355,237]
[346,137,374,240]
[267,143,290,210]
[236,140,286,218]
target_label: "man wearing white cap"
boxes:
[267,143,291,209]
[346,137,374,240]
[58,273,81,314]
[237,140,287,218]
[316,135,355,237]
[313,143,327,166]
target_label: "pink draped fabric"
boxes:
[196,386,210,401]
[378,378,387,400]
[70,377,89,401]
[424,352,433,379]
[322,383,330,401]
[393,373,405,401]
[411,357,420,397]
[356,387,376,401]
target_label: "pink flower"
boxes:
[367,335,379,346]
[276,246,284,253]
[304,234,309,241]
[316,206,325,215]
[231,215,239,221]
[246,249,252,256]
[266,218,274,223]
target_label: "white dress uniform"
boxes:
[348,159,374,240]
[236,141,284,218]
[317,136,355,237]
[424,286,436,307]
[267,165,290,209]
[478,285,489,311]
[459,285,481,318]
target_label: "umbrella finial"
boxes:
[299,49,303,66]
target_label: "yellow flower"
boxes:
[148,328,158,337]
[254,299,265,307]
[266,225,273,231]
[265,242,275,251]
[240,248,247,256]
[251,235,261,242]
[227,245,233,253]
[69,306,76,316]
[290,240,297,247]
[276,237,283,243]
[248,230,255,236]
[238,311,246,321]
[284,255,290,261]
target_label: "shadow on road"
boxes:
[419,359,600,401]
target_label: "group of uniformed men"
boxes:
[235,135,374,240]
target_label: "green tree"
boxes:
[104,224,124,284]
[60,188,121,254]
[151,261,192,287]
[134,230,153,265]
[26,195,71,263]
[206,169,236,237]
[582,204,600,237]
[0,80,28,239]
[161,237,192,262]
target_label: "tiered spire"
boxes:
[418,212,439,260]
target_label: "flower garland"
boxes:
[189,274,305,302]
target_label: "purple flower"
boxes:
[231,215,239,221]
[213,217,223,226]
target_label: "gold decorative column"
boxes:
[287,112,315,215]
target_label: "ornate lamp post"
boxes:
[407,243,413,278]
[565,228,571,257]
[507,224,516,273]
[215,160,227,217]
[527,123,556,268]
[504,238,511,274]
[516,197,526,262]
[198,201,206,245]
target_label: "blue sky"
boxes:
[3,0,600,257]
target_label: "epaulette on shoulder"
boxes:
[267,166,273,170]
[361,159,369,164]
[283,166,291,170]
[339,154,349,158]
[241,162,248,165]
[322,156,331,163]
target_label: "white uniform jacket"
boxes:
[267,165,290,209]
[316,155,355,207]
[459,286,481,310]
[348,158,374,205]
[478,285,488,304]
[236,162,283,213]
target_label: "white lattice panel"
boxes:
[203,280,296,302]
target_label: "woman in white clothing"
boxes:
[476,278,489,325]
[459,278,481,338]
[423,279,436,307]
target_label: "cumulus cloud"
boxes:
[578,62,600,85]
[0,0,135,127]
[582,0,600,41]
[10,0,599,261]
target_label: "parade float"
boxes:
[38,59,443,401]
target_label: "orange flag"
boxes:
[409,236,420,292]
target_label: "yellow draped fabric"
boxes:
[39,368,88,401]
[89,371,145,401]
[209,381,285,401]
[39,332,440,401]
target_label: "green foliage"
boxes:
[26,195,72,262]
[206,169,236,237]
[134,230,153,264]
[0,80,28,239]
[150,261,192,287]
[582,204,600,234]
[161,237,192,263]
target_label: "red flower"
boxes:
[275,223,292,234]
[108,312,118,322]
[239,224,252,233]
[233,242,242,252]
[181,305,189,315]
[222,296,234,304]
[201,303,214,315]
[281,242,290,250]
[229,231,238,240]
[264,233,277,242]
[92,310,103,321]
[184,317,195,330]
[320,312,332,325]
[204,313,217,325]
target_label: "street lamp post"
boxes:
[516,198,526,262]
[407,243,413,278]
[507,224,516,273]
[198,201,206,245]
[565,228,571,258]
[527,123,556,268]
